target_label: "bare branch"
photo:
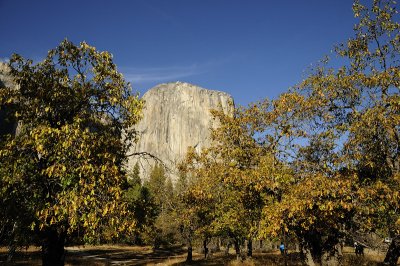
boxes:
[126,151,168,170]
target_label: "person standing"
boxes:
[279,242,285,255]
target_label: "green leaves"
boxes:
[179,1,400,259]
[0,39,143,245]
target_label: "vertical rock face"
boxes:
[128,81,233,182]
[0,63,13,87]
[0,62,19,136]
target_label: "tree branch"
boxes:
[126,151,168,170]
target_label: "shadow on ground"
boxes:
[66,245,187,265]
[0,246,391,265]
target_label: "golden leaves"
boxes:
[0,39,142,243]
[176,0,400,246]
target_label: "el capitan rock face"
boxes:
[128,81,233,182]
[0,62,19,136]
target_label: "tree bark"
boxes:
[247,238,253,257]
[300,232,323,266]
[384,235,400,266]
[234,239,241,260]
[186,246,193,263]
[186,238,193,263]
[7,244,16,262]
[203,238,208,259]
[301,245,317,266]
[41,227,66,266]
[300,233,341,266]
[321,243,342,266]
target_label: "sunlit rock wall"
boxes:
[128,81,233,182]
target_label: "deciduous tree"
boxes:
[263,0,400,264]
[0,40,143,265]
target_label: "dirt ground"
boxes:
[0,245,396,265]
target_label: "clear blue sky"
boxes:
[0,0,357,106]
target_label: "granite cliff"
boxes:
[0,62,19,136]
[128,81,233,182]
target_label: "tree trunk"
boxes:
[384,235,400,266]
[300,233,341,266]
[301,245,317,266]
[203,238,208,259]
[186,245,193,263]
[321,244,342,266]
[295,242,300,252]
[234,239,241,260]
[41,227,66,266]
[300,233,321,266]
[247,238,253,257]
[300,232,322,266]
[7,244,16,262]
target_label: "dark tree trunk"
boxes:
[186,243,193,263]
[247,239,253,257]
[300,232,322,266]
[234,239,241,260]
[7,244,16,262]
[384,235,400,266]
[42,227,66,266]
[300,232,342,266]
[301,244,317,266]
[321,244,341,266]
[203,238,209,259]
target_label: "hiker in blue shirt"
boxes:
[279,242,285,255]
